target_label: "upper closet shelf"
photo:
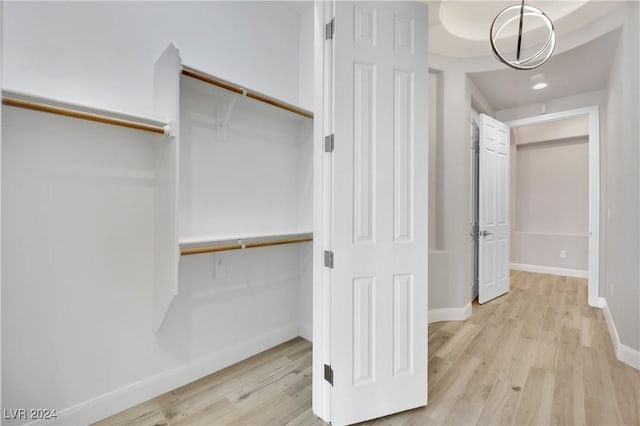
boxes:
[181,65,313,120]
[179,231,313,255]
[2,90,171,136]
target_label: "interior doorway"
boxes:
[506,106,600,307]
[510,116,590,276]
[470,106,600,308]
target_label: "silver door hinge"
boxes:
[325,18,335,40]
[324,134,335,152]
[324,364,334,385]
[324,250,334,269]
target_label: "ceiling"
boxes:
[428,0,623,58]
[285,0,625,112]
[467,28,620,110]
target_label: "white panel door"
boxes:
[478,113,510,304]
[329,2,428,424]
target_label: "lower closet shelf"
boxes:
[179,231,313,255]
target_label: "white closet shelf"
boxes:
[179,231,313,256]
[2,89,171,136]
[181,65,313,119]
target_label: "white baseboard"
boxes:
[510,263,588,279]
[617,343,640,371]
[32,323,300,426]
[428,303,472,324]
[600,298,640,371]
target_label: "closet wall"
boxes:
[2,2,313,425]
[513,137,589,272]
[2,2,312,114]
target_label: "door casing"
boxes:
[505,106,601,308]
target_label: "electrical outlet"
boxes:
[560,250,567,258]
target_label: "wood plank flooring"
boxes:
[95,271,640,426]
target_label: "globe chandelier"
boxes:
[490,0,556,70]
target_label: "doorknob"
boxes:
[481,230,493,237]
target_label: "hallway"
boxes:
[394,271,640,425]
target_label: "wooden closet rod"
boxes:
[2,97,169,136]
[181,235,313,256]
[181,66,314,120]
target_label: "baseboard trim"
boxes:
[510,263,588,279]
[600,298,640,371]
[428,303,472,324]
[32,323,300,426]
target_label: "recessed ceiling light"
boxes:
[530,73,547,90]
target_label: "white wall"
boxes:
[515,138,589,236]
[514,116,588,145]
[296,116,314,341]
[496,89,608,123]
[2,1,309,116]
[428,54,493,313]
[428,72,442,251]
[179,78,312,239]
[2,2,314,424]
[512,136,589,272]
[427,51,503,314]
[512,234,589,272]
[298,5,314,111]
[2,110,164,424]
[469,78,495,118]
[603,0,640,354]
[427,57,468,312]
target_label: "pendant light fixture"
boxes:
[490,0,556,70]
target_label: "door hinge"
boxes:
[324,250,334,269]
[324,133,334,152]
[470,224,480,240]
[325,18,335,40]
[324,364,334,386]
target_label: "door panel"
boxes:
[329,2,429,424]
[479,114,510,304]
[353,62,375,244]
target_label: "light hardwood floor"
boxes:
[95,271,640,426]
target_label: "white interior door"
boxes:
[326,2,429,424]
[478,113,510,304]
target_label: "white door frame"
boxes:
[505,106,600,308]
[312,0,332,422]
